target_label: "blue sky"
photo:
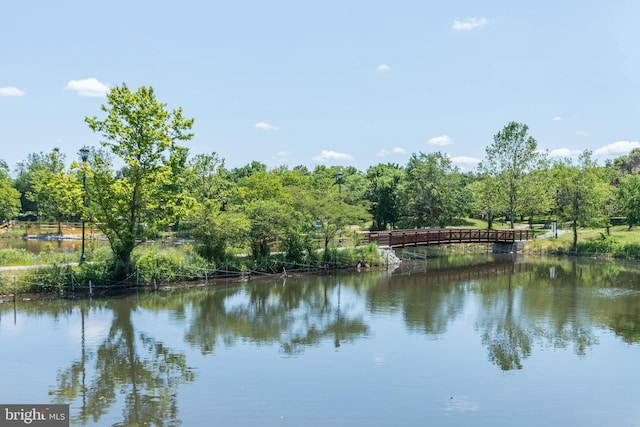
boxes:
[2,1,639,173]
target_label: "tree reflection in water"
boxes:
[183,277,369,356]
[50,298,195,426]
[369,256,618,371]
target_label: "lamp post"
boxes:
[79,147,90,264]
[554,186,559,238]
[336,171,343,193]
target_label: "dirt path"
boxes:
[0,263,79,272]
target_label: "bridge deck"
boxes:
[360,228,534,248]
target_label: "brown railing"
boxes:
[360,228,534,248]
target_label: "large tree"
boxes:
[85,83,194,279]
[365,163,404,230]
[469,175,501,229]
[16,148,71,223]
[617,173,640,230]
[479,122,545,228]
[184,153,247,262]
[401,152,468,228]
[27,150,83,235]
[554,151,610,248]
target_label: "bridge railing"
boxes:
[360,228,534,248]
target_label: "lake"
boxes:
[1,253,639,426]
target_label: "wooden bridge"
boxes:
[360,228,534,248]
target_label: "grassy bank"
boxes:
[523,225,640,258]
[0,242,385,297]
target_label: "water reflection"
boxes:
[182,277,369,355]
[49,299,195,426]
[2,254,640,426]
[0,238,104,254]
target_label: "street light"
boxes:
[554,186,559,238]
[79,147,90,264]
[336,171,343,193]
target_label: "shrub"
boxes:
[132,245,210,283]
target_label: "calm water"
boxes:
[0,237,86,254]
[1,254,640,426]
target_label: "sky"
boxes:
[2,0,640,173]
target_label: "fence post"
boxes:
[14,276,17,303]
[205,270,208,284]
[89,280,93,297]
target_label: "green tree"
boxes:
[617,173,640,230]
[16,148,67,221]
[479,122,545,228]
[85,83,194,279]
[365,163,404,230]
[611,147,640,175]
[0,160,21,221]
[13,152,54,215]
[401,152,468,228]
[229,161,267,181]
[245,199,295,261]
[520,165,553,228]
[234,170,286,204]
[20,148,83,234]
[30,167,83,235]
[554,151,610,248]
[469,175,502,229]
[185,152,233,204]
[312,167,368,263]
[184,152,247,261]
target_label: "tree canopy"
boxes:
[85,83,195,279]
[4,95,640,274]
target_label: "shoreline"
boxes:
[0,262,395,303]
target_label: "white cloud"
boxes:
[0,86,25,96]
[576,130,590,137]
[377,147,406,157]
[452,17,488,31]
[549,148,581,158]
[428,135,453,146]
[255,122,279,131]
[594,141,640,157]
[451,156,481,170]
[65,78,109,97]
[552,116,563,121]
[312,150,354,162]
[377,64,391,72]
